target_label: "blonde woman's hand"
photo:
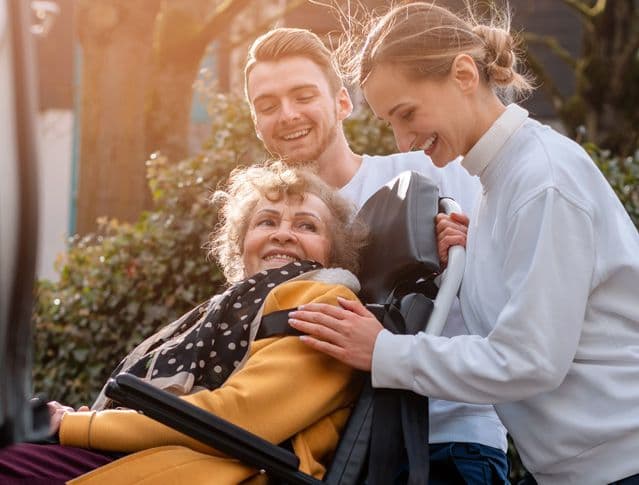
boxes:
[289,297,383,371]
[435,212,469,267]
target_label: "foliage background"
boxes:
[33,93,638,481]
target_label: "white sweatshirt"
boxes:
[341,151,508,452]
[372,104,639,484]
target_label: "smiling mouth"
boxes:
[418,134,438,155]
[281,128,310,141]
[263,253,300,263]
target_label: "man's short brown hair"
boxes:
[244,27,343,102]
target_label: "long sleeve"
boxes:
[60,281,360,453]
[372,188,595,403]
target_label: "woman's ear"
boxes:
[451,54,479,94]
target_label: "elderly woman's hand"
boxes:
[435,212,470,267]
[289,297,383,371]
[47,401,90,435]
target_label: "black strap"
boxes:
[367,388,404,485]
[256,309,302,340]
[401,392,430,485]
[366,297,431,485]
[324,379,375,485]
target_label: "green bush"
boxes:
[32,93,267,406]
[586,143,639,228]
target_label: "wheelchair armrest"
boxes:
[105,373,321,485]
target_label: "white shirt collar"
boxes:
[461,104,529,177]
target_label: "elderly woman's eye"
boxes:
[297,221,317,232]
[256,218,276,227]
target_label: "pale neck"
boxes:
[464,91,507,155]
[315,133,362,189]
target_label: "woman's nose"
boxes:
[394,131,414,153]
[269,224,296,243]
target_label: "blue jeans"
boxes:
[428,442,509,485]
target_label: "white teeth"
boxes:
[282,129,310,140]
[264,254,299,262]
[419,134,437,151]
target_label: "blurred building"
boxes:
[37,0,579,279]
[33,0,74,280]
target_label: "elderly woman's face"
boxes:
[242,193,332,277]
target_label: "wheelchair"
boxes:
[106,171,466,485]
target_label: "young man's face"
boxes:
[246,56,351,164]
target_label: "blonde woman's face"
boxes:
[362,64,474,167]
[241,193,332,277]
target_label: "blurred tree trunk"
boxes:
[146,0,252,162]
[75,0,253,234]
[523,0,639,155]
[75,0,162,234]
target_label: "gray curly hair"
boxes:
[210,161,368,283]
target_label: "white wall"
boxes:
[36,109,72,281]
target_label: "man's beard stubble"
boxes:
[271,112,340,168]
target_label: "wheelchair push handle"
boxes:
[425,198,466,336]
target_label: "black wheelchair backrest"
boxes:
[357,171,440,304]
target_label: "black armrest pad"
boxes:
[105,373,321,485]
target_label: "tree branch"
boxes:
[523,50,566,113]
[199,0,255,43]
[523,32,578,69]
[230,0,307,49]
[561,0,607,18]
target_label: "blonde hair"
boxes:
[339,2,533,99]
[244,28,343,102]
[210,161,367,283]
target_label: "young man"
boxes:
[244,28,509,484]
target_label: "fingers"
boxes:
[289,315,344,344]
[451,212,469,225]
[77,406,90,412]
[48,407,67,435]
[336,297,375,318]
[289,305,381,371]
[296,302,349,320]
[297,335,346,362]
[435,213,469,266]
[47,401,74,415]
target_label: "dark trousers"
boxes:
[0,442,122,484]
[429,442,509,485]
[394,442,509,485]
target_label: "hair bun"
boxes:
[473,25,516,86]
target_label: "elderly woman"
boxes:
[0,161,367,485]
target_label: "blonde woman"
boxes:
[288,3,639,484]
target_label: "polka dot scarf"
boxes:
[94,260,320,410]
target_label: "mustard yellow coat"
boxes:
[59,280,361,484]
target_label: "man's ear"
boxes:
[451,54,479,94]
[248,108,262,140]
[336,87,353,121]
